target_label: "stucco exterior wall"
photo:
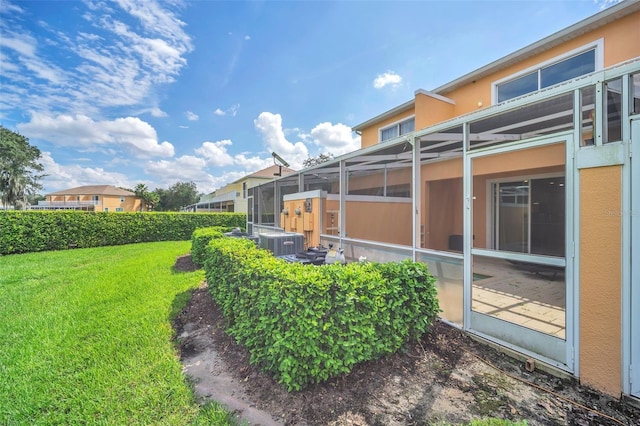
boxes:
[359,110,415,149]
[443,11,640,117]
[579,165,622,396]
[357,10,640,150]
[345,200,412,245]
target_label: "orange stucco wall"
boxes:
[45,194,144,211]
[579,165,622,396]
[345,200,412,245]
[358,11,640,150]
[444,11,640,117]
[414,92,456,130]
[98,195,143,212]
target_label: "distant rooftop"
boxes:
[48,185,135,196]
[232,164,296,183]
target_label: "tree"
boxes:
[134,183,160,211]
[303,152,334,168]
[154,181,199,211]
[0,126,45,210]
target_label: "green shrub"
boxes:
[190,227,226,266]
[0,211,245,255]
[199,236,440,391]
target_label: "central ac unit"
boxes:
[259,233,304,256]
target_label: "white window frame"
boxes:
[492,39,604,104]
[378,115,415,143]
[486,172,565,254]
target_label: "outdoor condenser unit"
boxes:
[259,233,304,256]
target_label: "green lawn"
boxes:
[0,241,238,425]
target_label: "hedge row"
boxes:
[191,227,226,266]
[0,211,245,255]
[195,230,440,391]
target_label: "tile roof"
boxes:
[48,185,136,196]
[233,164,296,182]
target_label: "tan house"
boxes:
[186,164,295,213]
[32,185,145,212]
[247,1,640,401]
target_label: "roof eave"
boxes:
[352,98,415,132]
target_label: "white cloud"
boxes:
[594,0,623,10]
[213,104,239,117]
[195,140,235,166]
[18,113,175,158]
[254,112,309,169]
[373,71,402,89]
[40,151,134,193]
[186,111,199,121]
[144,155,225,193]
[310,122,361,156]
[150,107,167,117]
[233,153,272,171]
[0,1,25,15]
[0,0,192,116]
[244,35,251,40]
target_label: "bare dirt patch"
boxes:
[173,255,639,426]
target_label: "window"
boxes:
[380,117,414,142]
[242,182,247,199]
[496,47,597,103]
[120,196,125,203]
[605,78,622,143]
[115,207,124,212]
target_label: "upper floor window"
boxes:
[495,43,600,103]
[120,196,125,203]
[380,117,414,142]
[243,182,247,199]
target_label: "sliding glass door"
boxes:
[493,176,565,257]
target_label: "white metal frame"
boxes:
[465,132,575,371]
[627,117,640,396]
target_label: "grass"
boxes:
[0,241,239,425]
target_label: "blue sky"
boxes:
[0,0,620,194]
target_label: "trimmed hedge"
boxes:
[190,227,225,266]
[195,232,440,391]
[0,211,245,255]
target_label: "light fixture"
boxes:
[272,152,290,176]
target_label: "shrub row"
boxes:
[190,227,226,266]
[195,230,440,391]
[0,211,245,255]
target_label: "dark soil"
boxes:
[172,254,640,426]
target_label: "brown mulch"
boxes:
[173,254,640,426]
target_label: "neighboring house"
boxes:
[247,1,640,401]
[185,164,295,213]
[32,185,146,212]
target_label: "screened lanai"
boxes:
[247,60,640,374]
